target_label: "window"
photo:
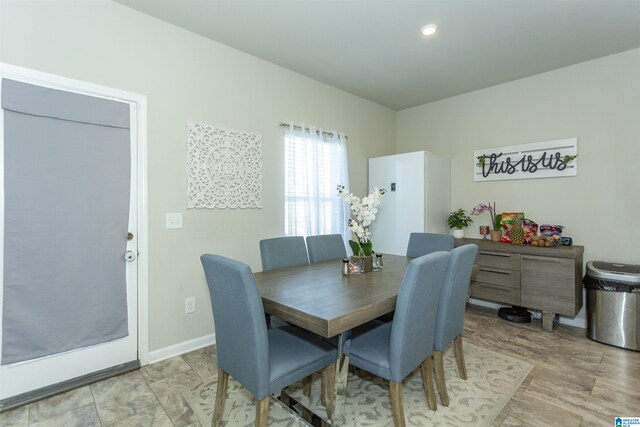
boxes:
[284,123,349,239]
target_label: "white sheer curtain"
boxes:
[284,122,349,242]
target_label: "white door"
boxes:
[0,64,146,402]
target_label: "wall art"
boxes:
[474,138,577,182]
[187,122,262,208]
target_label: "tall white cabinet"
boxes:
[368,151,450,256]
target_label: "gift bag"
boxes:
[522,219,539,243]
[540,224,563,237]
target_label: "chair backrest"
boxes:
[259,236,309,271]
[406,232,454,258]
[200,254,269,397]
[306,234,348,263]
[433,244,479,351]
[389,251,450,382]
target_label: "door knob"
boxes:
[124,251,136,262]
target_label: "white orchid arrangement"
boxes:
[337,185,386,256]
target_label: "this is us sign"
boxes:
[473,138,578,182]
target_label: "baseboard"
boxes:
[469,299,586,329]
[148,333,215,364]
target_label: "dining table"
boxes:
[254,254,411,425]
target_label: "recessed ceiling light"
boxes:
[420,24,438,37]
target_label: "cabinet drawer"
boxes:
[477,251,521,270]
[475,267,520,289]
[520,255,577,316]
[471,282,521,305]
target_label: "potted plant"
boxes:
[337,185,386,272]
[471,202,503,241]
[447,208,473,239]
[492,213,503,241]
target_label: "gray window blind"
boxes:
[2,79,131,364]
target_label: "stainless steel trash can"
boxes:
[583,261,640,351]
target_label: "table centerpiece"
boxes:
[337,185,386,273]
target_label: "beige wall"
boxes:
[0,0,396,351]
[2,0,637,350]
[397,48,640,323]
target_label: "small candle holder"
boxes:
[479,226,490,240]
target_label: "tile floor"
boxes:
[1,305,638,426]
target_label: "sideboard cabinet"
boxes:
[455,238,584,331]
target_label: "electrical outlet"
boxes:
[185,297,196,314]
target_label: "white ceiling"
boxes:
[115,0,640,110]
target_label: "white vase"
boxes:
[453,229,464,239]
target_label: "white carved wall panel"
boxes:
[187,122,262,208]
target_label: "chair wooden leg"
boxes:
[389,380,406,427]
[421,357,437,411]
[303,375,312,397]
[321,371,327,406]
[265,313,272,329]
[322,363,335,419]
[255,397,270,427]
[433,351,449,407]
[300,375,317,422]
[454,335,467,380]
[300,407,313,423]
[279,390,292,408]
[213,368,228,427]
[353,367,372,379]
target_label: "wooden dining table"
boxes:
[254,254,411,425]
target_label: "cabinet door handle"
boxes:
[522,256,560,264]
[480,252,511,258]
[479,268,511,275]
[478,284,510,292]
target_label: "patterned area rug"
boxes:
[182,342,532,426]
[182,377,309,427]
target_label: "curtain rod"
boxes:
[279,122,348,140]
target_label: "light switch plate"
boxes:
[166,213,183,229]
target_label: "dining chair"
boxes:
[306,234,348,263]
[376,232,454,323]
[406,232,455,258]
[200,254,337,427]
[344,251,451,427]
[432,243,478,406]
[259,236,309,328]
[259,236,309,271]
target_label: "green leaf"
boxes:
[348,240,362,256]
[494,213,503,230]
[361,241,373,256]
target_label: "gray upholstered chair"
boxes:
[376,232,454,324]
[260,236,309,271]
[406,232,455,258]
[201,254,337,427]
[344,251,451,426]
[306,234,348,263]
[432,244,478,406]
[259,236,309,328]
